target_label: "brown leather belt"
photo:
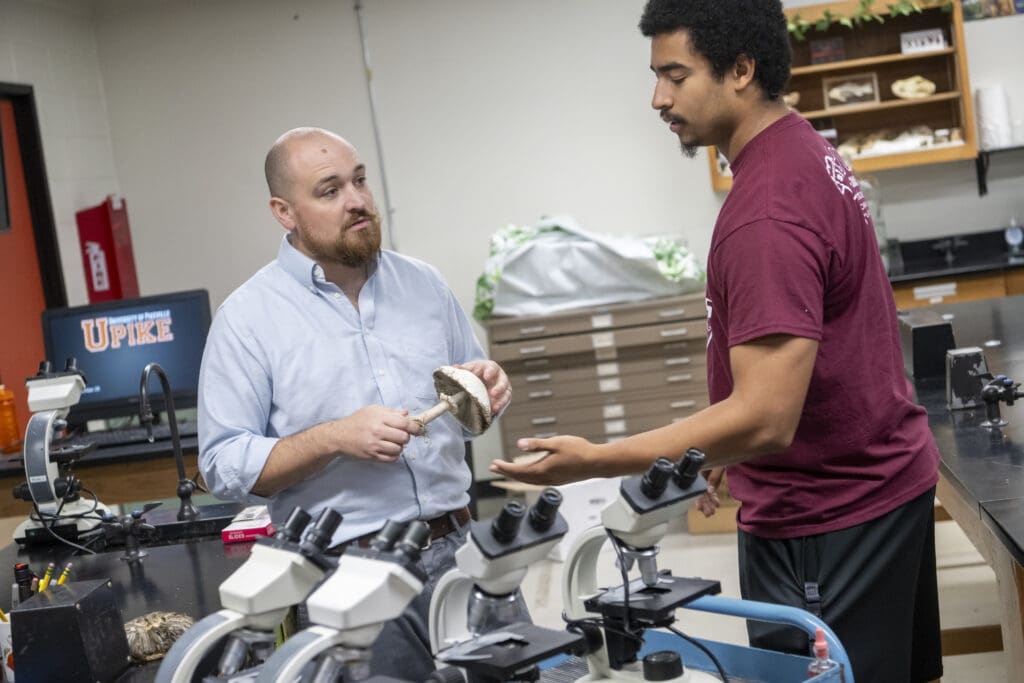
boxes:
[331,506,472,553]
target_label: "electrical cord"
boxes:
[666,625,729,682]
[562,614,643,644]
[30,498,97,555]
[26,484,109,555]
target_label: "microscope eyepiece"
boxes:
[302,508,342,551]
[528,488,563,532]
[640,457,675,499]
[491,499,526,543]
[279,507,313,543]
[37,360,53,377]
[372,519,408,552]
[63,358,79,372]
[395,520,431,559]
[673,448,706,489]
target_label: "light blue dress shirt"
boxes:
[198,236,487,545]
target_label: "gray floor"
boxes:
[477,495,1007,682]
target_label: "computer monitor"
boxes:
[40,289,211,427]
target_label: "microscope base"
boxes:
[14,499,110,545]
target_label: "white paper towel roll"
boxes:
[976,84,1013,150]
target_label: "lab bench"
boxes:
[911,294,1024,681]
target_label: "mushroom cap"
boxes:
[432,366,493,434]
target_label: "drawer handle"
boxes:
[519,325,546,335]
[526,373,552,382]
[657,308,687,318]
[534,432,557,439]
[660,328,689,338]
[670,400,697,409]
[519,345,546,355]
[528,390,553,399]
[667,374,693,383]
[664,357,692,366]
[531,416,557,425]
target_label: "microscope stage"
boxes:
[584,575,721,622]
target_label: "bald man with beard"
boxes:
[198,128,512,678]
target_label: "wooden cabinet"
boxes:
[1006,269,1024,296]
[892,271,1008,309]
[710,0,976,191]
[484,295,708,461]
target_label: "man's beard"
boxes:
[308,211,383,267]
[680,143,698,158]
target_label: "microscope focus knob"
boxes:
[674,448,707,489]
[528,488,563,532]
[491,500,526,543]
[640,457,675,499]
[643,650,683,681]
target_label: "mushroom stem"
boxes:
[413,391,467,426]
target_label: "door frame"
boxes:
[1,82,66,308]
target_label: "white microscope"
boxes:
[12,358,111,544]
[428,489,589,683]
[562,450,723,683]
[255,519,433,683]
[155,506,340,683]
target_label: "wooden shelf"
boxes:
[707,141,975,192]
[707,1,977,192]
[799,91,962,120]
[791,48,956,76]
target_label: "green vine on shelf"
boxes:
[788,0,955,41]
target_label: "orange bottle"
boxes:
[0,377,22,455]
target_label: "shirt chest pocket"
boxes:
[396,323,451,407]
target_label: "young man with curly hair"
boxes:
[492,2,942,680]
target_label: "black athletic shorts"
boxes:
[737,486,942,683]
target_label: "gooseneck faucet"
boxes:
[139,362,198,521]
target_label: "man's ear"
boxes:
[269,197,296,231]
[732,53,757,92]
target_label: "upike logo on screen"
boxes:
[80,309,174,353]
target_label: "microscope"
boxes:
[155,506,340,683]
[429,489,589,683]
[255,519,433,683]
[12,359,111,544]
[562,450,722,682]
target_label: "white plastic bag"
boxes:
[475,215,704,320]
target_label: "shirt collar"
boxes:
[277,234,320,289]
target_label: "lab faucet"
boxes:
[139,362,197,521]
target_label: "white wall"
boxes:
[90,0,723,315]
[3,0,1023,468]
[0,0,119,307]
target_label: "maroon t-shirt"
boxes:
[706,113,938,538]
